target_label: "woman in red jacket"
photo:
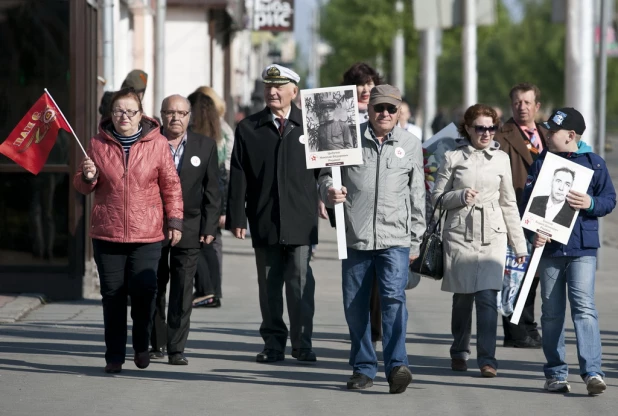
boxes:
[74,88,183,373]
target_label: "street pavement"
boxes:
[1,218,618,415]
[2,140,618,415]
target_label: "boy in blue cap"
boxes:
[522,107,616,395]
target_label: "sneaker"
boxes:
[584,374,607,396]
[544,378,571,393]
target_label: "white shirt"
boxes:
[545,198,566,222]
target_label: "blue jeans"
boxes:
[342,247,409,379]
[450,289,498,369]
[539,256,603,380]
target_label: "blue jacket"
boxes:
[521,142,616,257]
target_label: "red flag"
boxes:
[0,92,71,175]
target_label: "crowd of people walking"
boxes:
[74,62,615,397]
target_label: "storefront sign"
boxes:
[254,0,294,32]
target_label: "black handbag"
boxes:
[410,193,447,280]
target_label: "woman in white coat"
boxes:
[432,104,528,377]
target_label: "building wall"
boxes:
[165,7,211,98]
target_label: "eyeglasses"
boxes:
[161,110,190,118]
[473,125,498,134]
[112,109,140,118]
[373,104,398,114]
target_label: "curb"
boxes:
[0,294,45,324]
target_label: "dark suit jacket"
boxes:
[226,103,319,247]
[162,129,220,249]
[529,195,576,228]
[494,118,548,204]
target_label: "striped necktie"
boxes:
[526,128,539,150]
[278,118,286,136]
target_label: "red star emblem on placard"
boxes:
[311,155,317,161]
[524,219,530,224]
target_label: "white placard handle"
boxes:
[510,246,544,325]
[331,166,348,260]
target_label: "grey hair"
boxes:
[161,94,191,111]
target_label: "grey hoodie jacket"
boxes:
[318,123,426,254]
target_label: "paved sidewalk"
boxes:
[1,219,618,415]
[0,294,43,324]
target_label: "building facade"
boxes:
[0,0,98,300]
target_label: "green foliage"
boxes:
[319,0,420,103]
[319,0,618,123]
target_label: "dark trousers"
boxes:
[194,236,221,299]
[92,239,162,364]
[254,244,315,352]
[502,276,540,341]
[152,244,200,354]
[451,289,498,369]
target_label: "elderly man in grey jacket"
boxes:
[319,85,426,394]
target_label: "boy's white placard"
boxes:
[300,86,363,169]
[520,152,594,244]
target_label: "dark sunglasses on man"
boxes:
[373,104,398,114]
[473,125,498,134]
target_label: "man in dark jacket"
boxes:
[494,82,546,348]
[226,64,319,363]
[522,107,615,395]
[150,94,220,365]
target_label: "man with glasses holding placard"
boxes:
[150,94,220,365]
[319,85,425,393]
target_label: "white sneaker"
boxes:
[584,374,607,396]
[544,378,571,393]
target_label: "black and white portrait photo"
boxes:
[528,167,577,227]
[521,152,594,244]
[300,86,363,169]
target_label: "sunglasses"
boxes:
[473,125,498,134]
[373,104,398,114]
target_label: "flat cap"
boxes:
[121,69,148,91]
[369,84,402,106]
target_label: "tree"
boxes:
[319,0,421,104]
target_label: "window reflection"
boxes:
[0,173,69,265]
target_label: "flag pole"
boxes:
[43,88,88,157]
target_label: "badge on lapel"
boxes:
[191,156,201,167]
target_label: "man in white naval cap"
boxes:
[226,64,319,363]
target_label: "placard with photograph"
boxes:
[520,152,594,244]
[300,86,363,169]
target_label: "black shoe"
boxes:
[256,349,284,363]
[512,336,542,349]
[149,348,165,359]
[134,351,150,369]
[347,373,373,390]
[529,332,542,343]
[294,349,317,362]
[203,297,221,308]
[503,339,515,347]
[193,297,217,308]
[168,353,189,365]
[388,365,413,394]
